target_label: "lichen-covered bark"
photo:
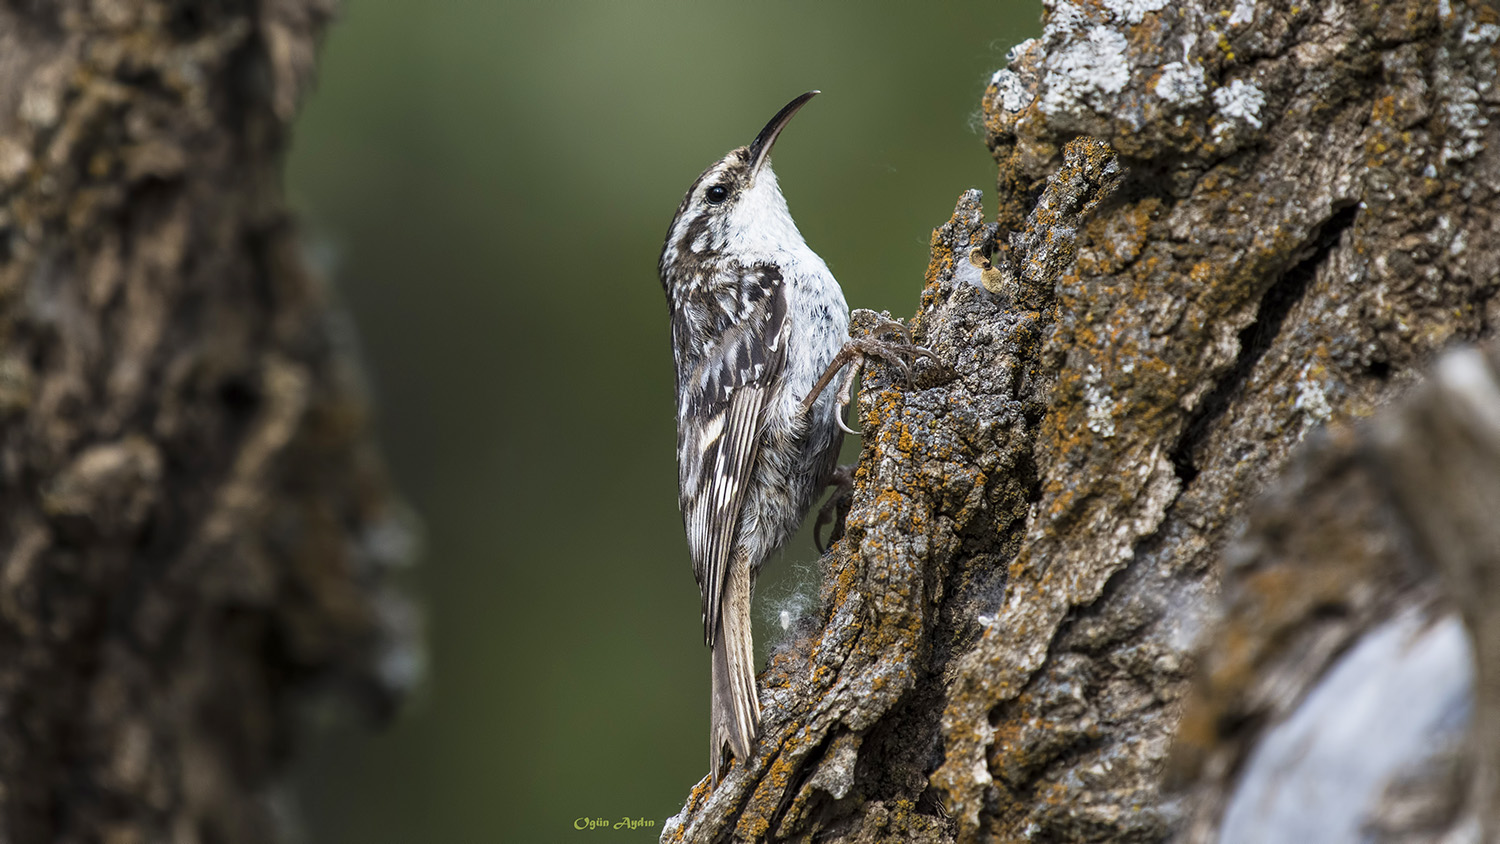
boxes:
[665,0,1500,841]
[0,2,415,842]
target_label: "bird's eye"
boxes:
[706,184,729,204]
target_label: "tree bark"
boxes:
[0,2,415,842]
[663,0,1500,841]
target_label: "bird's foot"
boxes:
[799,313,937,434]
[813,465,856,554]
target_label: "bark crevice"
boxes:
[1171,201,1360,485]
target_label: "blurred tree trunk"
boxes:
[664,0,1500,841]
[0,2,415,843]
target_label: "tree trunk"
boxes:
[0,2,415,842]
[663,0,1500,841]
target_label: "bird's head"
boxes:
[661,91,820,275]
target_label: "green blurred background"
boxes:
[286,2,1041,840]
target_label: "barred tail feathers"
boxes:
[709,556,760,785]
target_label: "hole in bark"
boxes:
[1170,203,1359,484]
[916,785,948,818]
[1367,360,1391,380]
[218,376,260,420]
[1171,439,1201,485]
[1305,600,1351,621]
[1215,709,1257,740]
[167,2,206,38]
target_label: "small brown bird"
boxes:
[658,91,926,784]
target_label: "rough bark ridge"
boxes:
[665,0,1500,841]
[0,2,415,842]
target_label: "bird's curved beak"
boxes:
[749,90,819,176]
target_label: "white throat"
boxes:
[724,166,813,261]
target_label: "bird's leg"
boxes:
[813,465,855,554]
[799,313,937,435]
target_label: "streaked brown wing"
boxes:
[675,270,787,646]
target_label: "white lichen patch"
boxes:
[1213,79,1266,127]
[1228,0,1256,26]
[1084,365,1118,438]
[1101,0,1168,24]
[1212,78,1267,139]
[1041,25,1132,118]
[1294,363,1333,426]
[1044,0,1088,39]
[1434,25,1494,165]
[1154,61,1207,106]
[1462,21,1500,45]
[991,68,1035,113]
[1441,91,1485,162]
[1450,228,1468,256]
[19,84,60,130]
[972,759,995,786]
[0,138,31,184]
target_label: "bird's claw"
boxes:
[801,316,940,435]
[870,316,911,344]
[829,335,935,433]
[835,361,862,434]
